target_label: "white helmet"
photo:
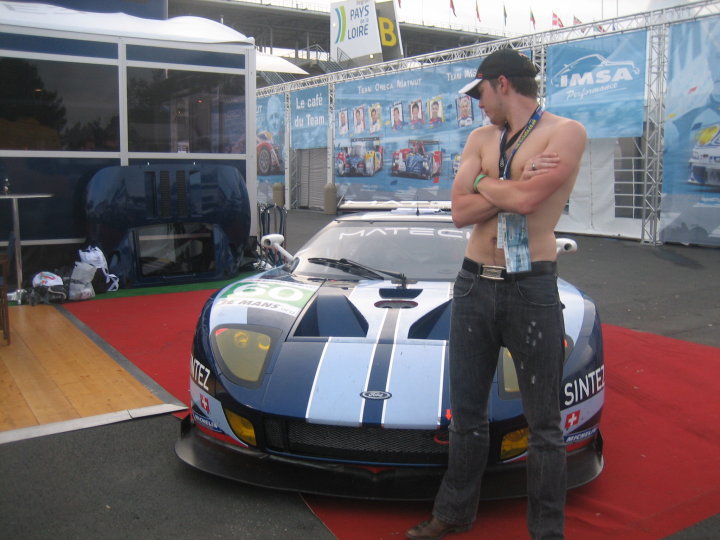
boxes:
[32,271,64,288]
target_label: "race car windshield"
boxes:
[294,220,470,281]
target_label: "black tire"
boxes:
[258,147,272,175]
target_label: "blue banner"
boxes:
[546,31,647,139]
[333,59,488,201]
[256,94,286,182]
[290,87,328,149]
[660,17,720,246]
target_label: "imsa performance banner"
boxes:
[333,59,490,201]
[546,31,647,139]
[660,17,720,246]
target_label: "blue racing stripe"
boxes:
[361,308,400,425]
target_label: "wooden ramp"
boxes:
[0,304,184,441]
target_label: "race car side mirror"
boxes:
[261,234,295,262]
[556,238,577,255]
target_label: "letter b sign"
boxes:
[378,17,397,46]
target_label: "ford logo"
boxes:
[360,390,392,400]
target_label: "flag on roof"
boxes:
[552,12,564,28]
[450,0,456,16]
[530,9,536,29]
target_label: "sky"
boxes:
[305,0,698,35]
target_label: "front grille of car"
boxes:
[264,418,449,465]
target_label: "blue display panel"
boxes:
[0,32,118,59]
[0,157,120,240]
[127,45,245,69]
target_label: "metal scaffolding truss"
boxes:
[258,0,719,97]
[642,25,668,245]
[257,0,720,244]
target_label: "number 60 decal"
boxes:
[223,280,317,308]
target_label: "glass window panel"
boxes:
[127,68,246,154]
[135,222,215,277]
[0,57,119,151]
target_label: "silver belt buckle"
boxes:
[480,265,505,280]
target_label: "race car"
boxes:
[336,137,384,177]
[257,130,283,176]
[688,123,720,188]
[391,140,443,179]
[175,204,604,500]
[451,152,462,179]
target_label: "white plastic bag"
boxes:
[79,246,119,292]
[68,261,96,301]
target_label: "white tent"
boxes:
[0,1,307,74]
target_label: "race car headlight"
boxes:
[499,337,572,399]
[211,325,276,386]
[697,125,719,145]
[500,427,529,461]
[499,348,520,397]
[224,409,257,446]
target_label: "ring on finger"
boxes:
[531,162,536,171]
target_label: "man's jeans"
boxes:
[432,264,567,540]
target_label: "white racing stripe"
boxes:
[306,340,376,426]
[383,341,447,428]
[383,283,452,428]
[305,285,386,426]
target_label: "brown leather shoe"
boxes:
[405,517,472,540]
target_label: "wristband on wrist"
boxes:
[472,174,488,193]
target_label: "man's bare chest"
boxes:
[481,133,548,179]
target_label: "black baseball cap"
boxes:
[459,48,539,99]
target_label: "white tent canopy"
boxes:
[257,51,308,75]
[0,1,306,74]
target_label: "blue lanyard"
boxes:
[499,106,544,179]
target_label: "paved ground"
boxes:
[0,209,718,539]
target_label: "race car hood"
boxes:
[205,272,590,430]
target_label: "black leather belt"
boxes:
[461,258,557,281]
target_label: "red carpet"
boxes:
[64,289,212,406]
[65,293,720,539]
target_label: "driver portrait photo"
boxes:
[338,108,349,135]
[370,105,382,133]
[353,106,365,134]
[456,95,473,127]
[391,103,405,130]
[409,99,424,128]
[428,98,444,126]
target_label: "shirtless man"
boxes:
[407,48,586,540]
